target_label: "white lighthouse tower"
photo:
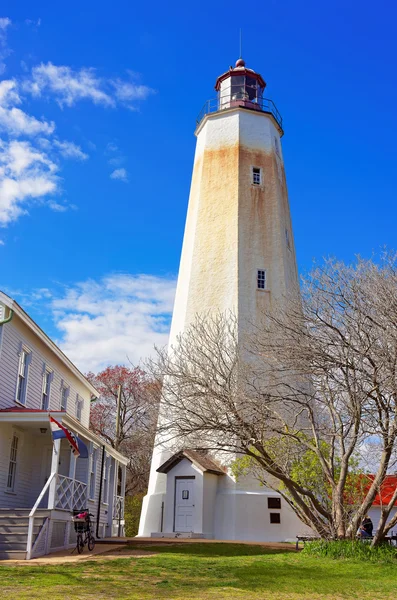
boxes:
[139,57,306,541]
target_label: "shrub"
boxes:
[124,493,145,537]
[302,539,397,563]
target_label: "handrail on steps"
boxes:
[26,472,55,559]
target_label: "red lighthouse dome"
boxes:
[215,58,266,111]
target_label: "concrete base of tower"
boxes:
[137,492,165,537]
[138,455,313,542]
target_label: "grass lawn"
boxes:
[0,542,397,599]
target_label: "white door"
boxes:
[174,478,195,532]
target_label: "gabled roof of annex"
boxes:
[0,290,99,398]
[157,449,226,476]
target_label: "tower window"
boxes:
[274,137,280,156]
[285,228,291,249]
[252,167,261,185]
[270,513,281,524]
[257,270,266,290]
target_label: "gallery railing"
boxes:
[196,96,283,133]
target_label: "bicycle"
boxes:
[72,510,96,554]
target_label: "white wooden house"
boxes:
[0,291,128,559]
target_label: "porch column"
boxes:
[48,439,61,509]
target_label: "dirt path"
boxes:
[2,544,156,566]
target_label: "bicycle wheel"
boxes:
[76,533,84,554]
[88,533,96,551]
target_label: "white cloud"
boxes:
[0,105,55,136]
[51,273,176,372]
[26,62,115,108]
[0,79,20,106]
[0,79,55,136]
[111,79,154,102]
[0,140,58,225]
[0,50,153,227]
[110,167,128,182]
[25,18,41,27]
[0,239,4,245]
[106,142,118,152]
[48,201,68,212]
[53,140,88,160]
[24,62,156,110]
[0,18,11,31]
[0,17,11,74]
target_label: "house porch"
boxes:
[0,410,127,559]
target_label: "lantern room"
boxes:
[215,58,266,111]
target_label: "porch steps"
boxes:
[0,550,27,560]
[0,509,48,560]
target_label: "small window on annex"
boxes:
[252,167,261,185]
[270,513,281,524]
[268,497,281,509]
[257,270,266,290]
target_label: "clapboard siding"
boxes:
[0,313,126,548]
[0,423,45,508]
[0,315,91,428]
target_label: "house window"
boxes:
[270,513,281,524]
[89,446,97,500]
[252,167,261,185]
[7,435,19,490]
[76,395,83,421]
[41,369,52,410]
[257,269,266,290]
[103,456,110,504]
[268,497,281,509]
[61,386,69,411]
[16,349,30,405]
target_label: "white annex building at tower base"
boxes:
[139,58,312,542]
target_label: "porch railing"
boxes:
[54,475,87,511]
[26,472,55,559]
[113,495,124,520]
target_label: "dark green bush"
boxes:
[124,493,145,537]
[302,539,397,563]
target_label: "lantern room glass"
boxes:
[228,75,263,103]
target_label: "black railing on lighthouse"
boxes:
[196,95,283,134]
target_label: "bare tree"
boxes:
[149,253,397,544]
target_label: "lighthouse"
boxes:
[139,58,306,541]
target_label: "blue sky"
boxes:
[0,0,396,371]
